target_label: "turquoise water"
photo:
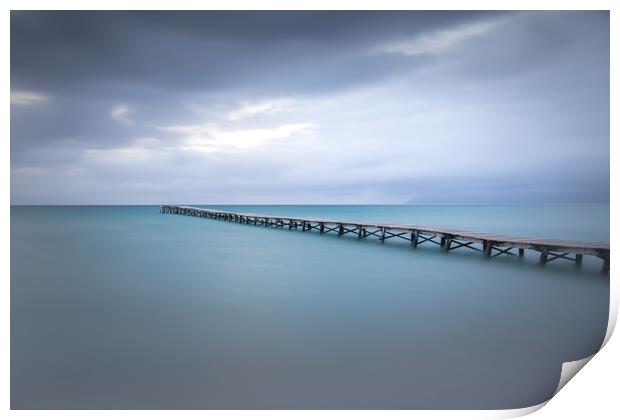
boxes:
[11,205,609,409]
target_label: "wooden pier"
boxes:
[160,205,610,273]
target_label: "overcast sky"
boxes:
[10,11,609,205]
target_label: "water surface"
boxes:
[11,205,609,409]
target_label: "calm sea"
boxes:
[11,205,610,409]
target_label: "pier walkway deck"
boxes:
[160,205,610,273]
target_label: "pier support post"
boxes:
[320,223,325,234]
[575,254,583,266]
[440,236,446,249]
[601,254,610,273]
[519,248,524,257]
[338,224,344,236]
[484,241,493,258]
[538,249,548,267]
[443,237,452,252]
[411,230,419,248]
[358,226,362,239]
[380,227,386,243]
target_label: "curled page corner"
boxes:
[553,355,595,396]
[505,301,615,417]
[488,354,598,420]
[492,401,548,419]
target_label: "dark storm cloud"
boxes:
[10,11,486,157]
[10,11,609,204]
[11,11,495,93]
[10,11,496,159]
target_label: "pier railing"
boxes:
[160,205,610,273]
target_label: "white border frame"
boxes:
[3,1,616,418]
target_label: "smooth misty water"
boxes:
[11,205,609,409]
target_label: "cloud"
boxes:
[11,90,49,105]
[82,120,316,165]
[227,98,297,121]
[84,138,164,163]
[11,166,50,175]
[374,18,503,56]
[158,122,315,152]
[110,105,134,125]
[10,11,485,96]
